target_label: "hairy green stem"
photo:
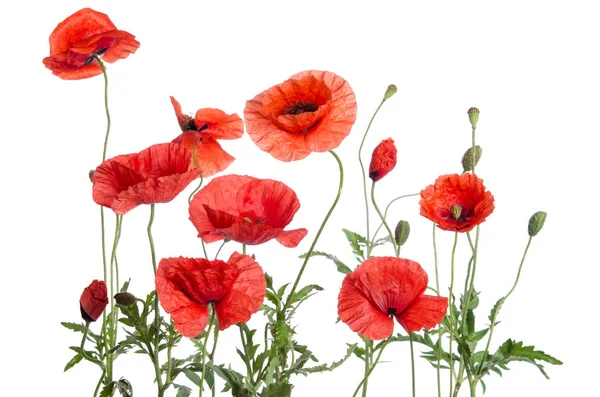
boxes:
[147,204,164,394]
[371,192,420,247]
[370,183,398,256]
[448,232,459,396]
[353,337,391,397]
[200,307,216,397]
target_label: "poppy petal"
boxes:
[195,109,244,140]
[275,228,308,248]
[236,179,301,228]
[187,135,235,177]
[48,8,116,55]
[396,295,448,334]
[338,274,394,340]
[215,252,266,330]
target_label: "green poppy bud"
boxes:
[394,220,410,247]
[114,292,137,306]
[528,211,547,237]
[467,107,480,127]
[383,84,397,101]
[461,145,482,172]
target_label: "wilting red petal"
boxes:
[172,133,235,177]
[396,295,448,334]
[369,138,397,182]
[244,70,357,162]
[195,109,244,140]
[338,257,447,340]
[420,173,495,233]
[80,280,108,322]
[92,143,200,215]
[190,175,306,247]
[215,252,267,330]
[43,8,139,80]
[156,254,265,336]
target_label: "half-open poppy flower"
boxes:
[244,70,357,162]
[189,175,307,247]
[420,173,495,233]
[80,280,109,322]
[369,138,397,182]
[170,97,244,177]
[92,143,201,215]
[156,252,266,337]
[338,257,448,340]
[43,8,140,80]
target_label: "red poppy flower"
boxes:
[80,280,109,322]
[189,175,307,247]
[338,257,448,340]
[170,97,244,177]
[92,143,201,215]
[155,252,266,337]
[244,70,357,162]
[369,138,397,182]
[420,173,495,233]
[43,8,140,80]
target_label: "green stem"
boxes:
[432,224,441,397]
[200,307,216,397]
[448,232,459,396]
[147,204,164,394]
[242,244,246,255]
[370,183,398,256]
[358,95,391,252]
[371,192,420,246]
[410,333,416,397]
[93,369,106,397]
[471,125,477,175]
[210,327,220,397]
[353,337,391,397]
[362,340,371,397]
[239,325,256,384]
[476,237,533,377]
[80,322,105,368]
[282,150,344,315]
[214,240,227,260]
[188,173,204,204]
[94,55,110,162]
[461,228,480,333]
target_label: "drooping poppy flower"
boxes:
[189,175,307,247]
[369,138,397,182]
[80,280,109,322]
[170,97,244,177]
[155,252,266,337]
[92,143,201,215]
[244,70,357,162]
[338,257,448,340]
[43,8,140,80]
[420,173,495,233]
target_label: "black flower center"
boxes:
[388,307,397,317]
[84,48,108,65]
[283,100,318,115]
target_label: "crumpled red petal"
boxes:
[396,295,449,334]
[92,143,200,215]
[172,133,235,177]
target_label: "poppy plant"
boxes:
[80,280,109,322]
[369,138,397,182]
[43,8,140,80]
[170,97,244,177]
[338,257,448,340]
[155,252,266,338]
[420,173,495,233]
[92,143,201,215]
[244,70,357,162]
[189,175,307,247]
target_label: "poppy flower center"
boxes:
[84,47,108,65]
[283,100,318,116]
[388,307,397,317]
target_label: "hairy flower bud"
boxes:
[369,138,397,182]
[461,145,482,172]
[528,211,547,237]
[114,292,137,306]
[383,84,397,101]
[467,107,480,127]
[394,220,411,247]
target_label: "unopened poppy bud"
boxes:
[114,292,137,306]
[461,145,482,172]
[89,170,95,182]
[383,84,397,101]
[451,204,462,221]
[394,220,410,247]
[467,107,480,127]
[80,280,109,322]
[369,138,397,182]
[528,211,547,237]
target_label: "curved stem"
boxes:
[94,55,111,162]
[352,337,391,397]
[448,232,459,396]
[358,96,390,253]
[93,369,106,397]
[370,183,398,256]
[371,192,420,244]
[188,173,204,204]
[147,204,164,394]
[214,240,227,260]
[200,307,216,397]
[282,150,344,315]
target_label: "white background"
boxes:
[1,1,598,396]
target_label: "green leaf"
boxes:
[488,297,506,323]
[99,382,115,397]
[174,384,192,397]
[499,339,563,365]
[120,278,131,292]
[342,228,368,262]
[208,364,244,395]
[61,322,86,333]
[299,251,352,274]
[183,368,202,386]
[264,272,273,290]
[63,354,83,372]
[261,383,293,397]
[277,283,290,299]
[301,344,357,374]
[288,284,324,306]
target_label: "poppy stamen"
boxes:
[388,307,397,317]
[283,100,318,116]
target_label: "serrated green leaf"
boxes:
[342,228,368,262]
[264,272,273,290]
[64,354,83,372]
[288,284,324,306]
[174,384,192,397]
[299,251,352,274]
[261,383,293,397]
[208,364,244,395]
[277,283,290,298]
[499,339,563,365]
[61,322,86,333]
[488,297,506,323]
[99,382,114,397]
